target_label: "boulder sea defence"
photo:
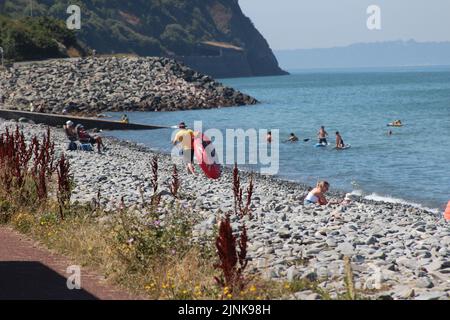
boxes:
[0,57,258,115]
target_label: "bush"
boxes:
[0,15,85,61]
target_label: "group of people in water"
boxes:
[266,126,346,149]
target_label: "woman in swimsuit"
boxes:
[304,181,330,205]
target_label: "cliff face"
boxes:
[1,0,287,78]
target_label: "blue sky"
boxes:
[239,0,450,50]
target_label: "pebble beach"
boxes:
[1,119,449,300]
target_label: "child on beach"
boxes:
[172,122,196,174]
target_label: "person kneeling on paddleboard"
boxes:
[172,122,196,174]
[318,126,328,145]
[335,131,345,149]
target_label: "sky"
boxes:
[239,0,450,50]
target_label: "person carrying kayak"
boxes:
[318,126,328,145]
[335,131,345,149]
[172,122,196,174]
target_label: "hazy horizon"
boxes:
[274,39,450,51]
[239,0,450,50]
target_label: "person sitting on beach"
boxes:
[318,126,328,145]
[76,124,105,153]
[120,114,129,124]
[172,122,196,174]
[286,133,299,142]
[64,121,77,141]
[335,131,345,149]
[64,121,79,151]
[267,131,272,143]
[304,181,331,205]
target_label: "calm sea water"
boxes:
[107,68,450,210]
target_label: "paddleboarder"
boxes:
[318,126,328,145]
[335,131,345,149]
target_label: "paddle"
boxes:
[283,138,310,143]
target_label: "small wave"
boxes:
[359,192,440,213]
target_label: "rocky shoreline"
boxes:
[1,119,448,300]
[0,57,257,115]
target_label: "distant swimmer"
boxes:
[318,126,328,145]
[387,130,393,136]
[267,131,272,143]
[335,131,345,149]
[388,120,403,127]
[286,133,299,142]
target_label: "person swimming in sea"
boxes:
[286,133,299,142]
[267,131,272,143]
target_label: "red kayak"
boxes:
[193,132,221,179]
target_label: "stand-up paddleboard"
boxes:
[315,142,329,148]
[193,132,221,179]
[387,123,403,127]
[336,144,351,150]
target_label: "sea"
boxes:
[107,66,450,211]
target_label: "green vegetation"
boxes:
[0,0,275,64]
[0,14,85,61]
